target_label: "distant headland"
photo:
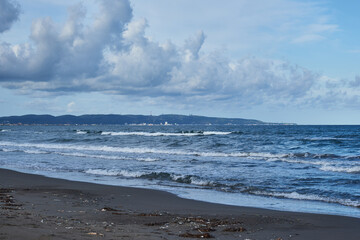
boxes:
[0,114,295,125]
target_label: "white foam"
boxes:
[202,131,232,135]
[52,152,160,162]
[84,169,211,187]
[85,169,120,176]
[1,148,14,152]
[101,131,232,136]
[0,148,48,154]
[319,165,360,173]
[76,130,87,134]
[161,174,208,186]
[138,157,159,162]
[85,169,143,178]
[24,150,49,154]
[0,141,357,172]
[0,143,160,162]
[266,157,360,174]
[189,177,213,186]
[267,158,326,166]
[195,151,287,159]
[0,141,312,160]
[254,191,359,207]
[57,152,126,160]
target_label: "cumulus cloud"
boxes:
[0,0,355,110]
[0,0,21,33]
[0,0,132,82]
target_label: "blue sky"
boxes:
[0,0,360,124]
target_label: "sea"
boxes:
[0,124,359,218]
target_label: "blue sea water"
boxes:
[0,124,359,218]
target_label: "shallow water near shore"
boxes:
[1,124,359,218]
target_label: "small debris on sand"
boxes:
[87,232,104,237]
[101,207,119,212]
[138,212,163,217]
[179,232,213,238]
[144,222,168,226]
[223,226,247,232]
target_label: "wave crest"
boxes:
[101,131,232,136]
[253,191,360,208]
[84,169,212,186]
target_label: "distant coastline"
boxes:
[0,114,296,126]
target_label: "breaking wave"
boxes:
[2,124,360,218]
[0,141,284,158]
[85,169,212,186]
[1,141,359,174]
[84,168,360,208]
[85,169,143,178]
[253,191,360,208]
[100,131,232,136]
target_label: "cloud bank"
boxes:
[0,0,358,109]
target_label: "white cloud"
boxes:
[0,0,355,111]
[0,0,132,82]
[183,30,205,61]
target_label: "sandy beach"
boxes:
[0,168,359,240]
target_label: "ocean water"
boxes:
[0,125,359,218]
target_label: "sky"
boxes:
[0,0,360,124]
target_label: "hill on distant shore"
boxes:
[0,114,271,125]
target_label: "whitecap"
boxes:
[100,131,232,137]
[85,169,143,178]
[0,141,306,159]
[24,150,49,154]
[319,165,360,174]
[76,130,87,134]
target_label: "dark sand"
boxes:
[0,169,359,240]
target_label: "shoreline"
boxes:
[1,168,359,239]
[5,167,359,218]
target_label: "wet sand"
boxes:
[0,168,359,240]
